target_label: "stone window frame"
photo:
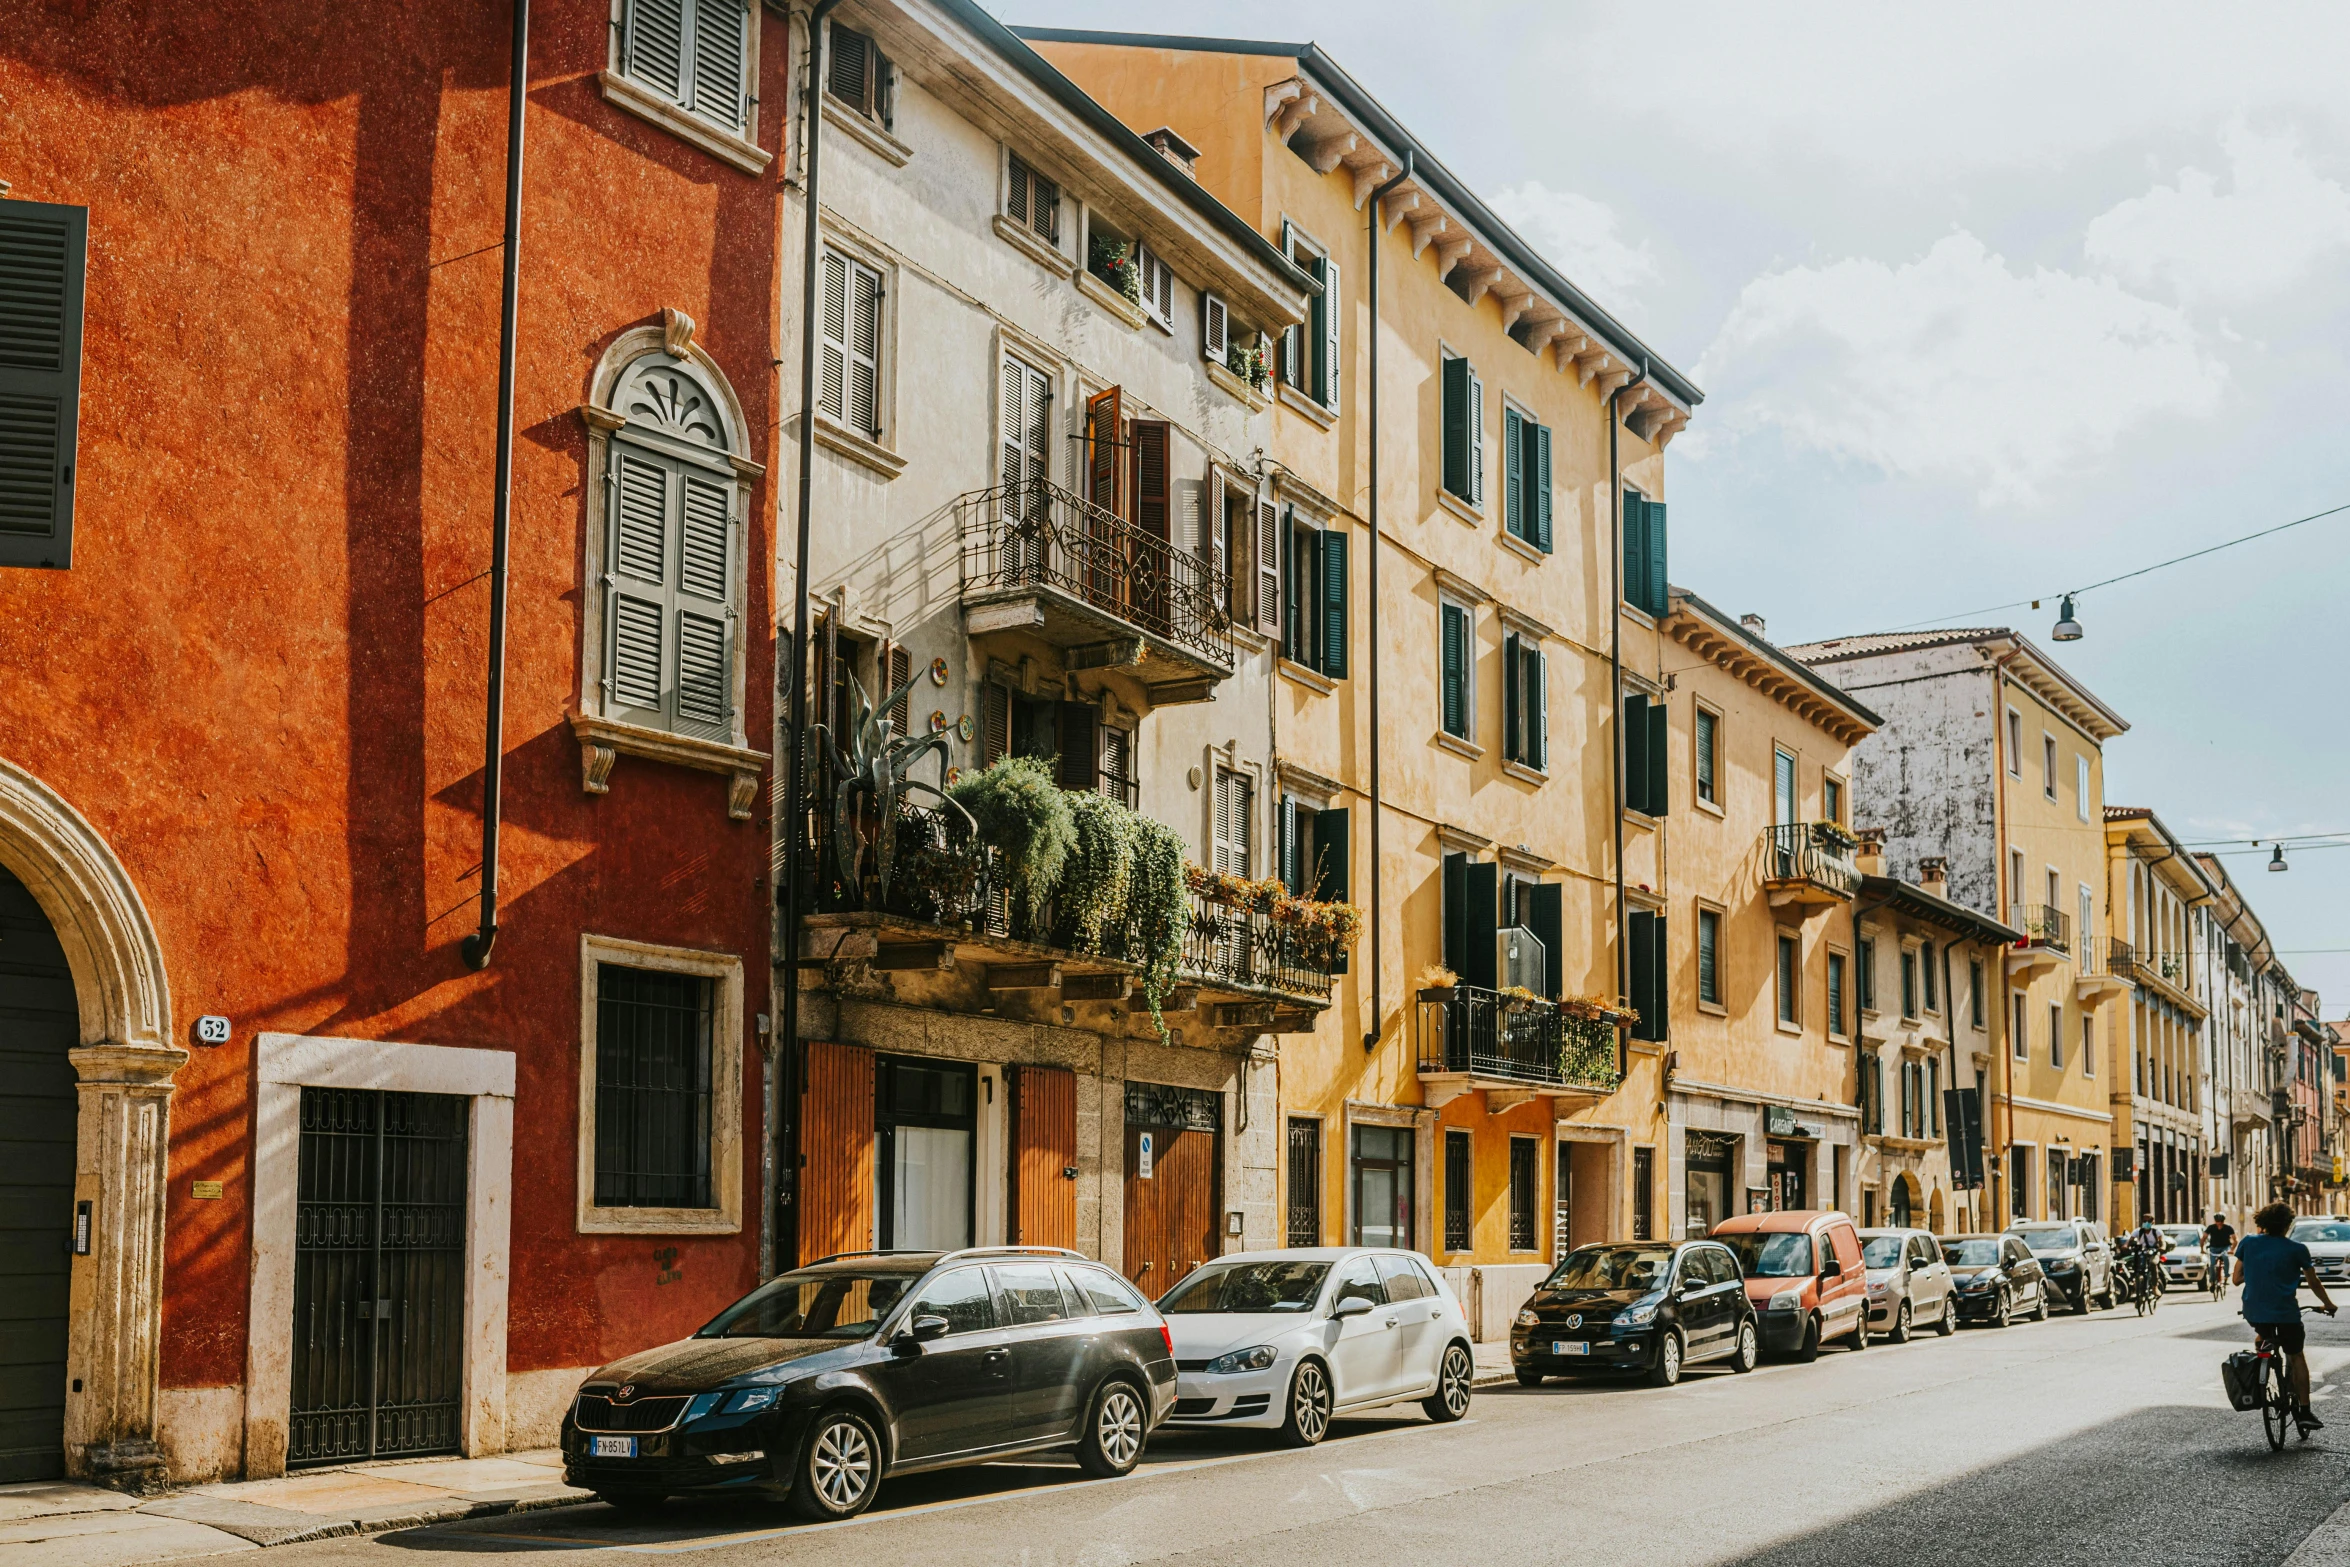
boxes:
[598,0,773,177]
[576,934,746,1235]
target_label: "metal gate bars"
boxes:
[289,1087,469,1467]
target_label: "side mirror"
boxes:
[1333,1296,1375,1319]
[1818,1268,1838,1290]
[897,1314,951,1350]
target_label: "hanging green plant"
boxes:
[1060,791,1136,956]
[1126,814,1189,1034]
[944,756,1073,939]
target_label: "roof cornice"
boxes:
[1663,589,1881,744]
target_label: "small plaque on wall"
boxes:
[190,1181,224,1201]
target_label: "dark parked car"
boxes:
[561,1247,1175,1521]
[1511,1240,1759,1387]
[1943,1233,2050,1327]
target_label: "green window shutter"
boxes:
[1467,368,1485,508]
[1281,514,1300,662]
[624,0,687,101]
[1646,500,1668,616]
[1645,697,1669,815]
[1528,882,1563,1001]
[1441,357,1470,499]
[673,467,736,739]
[606,445,673,727]
[691,0,750,130]
[1318,256,1341,411]
[1533,422,1553,553]
[1442,851,1469,979]
[1441,603,1468,738]
[1629,911,1657,1040]
[1056,701,1096,791]
[1314,807,1350,904]
[1698,910,1718,1006]
[1279,795,1301,895]
[1502,407,1523,540]
[1501,631,1521,761]
[1622,491,1647,609]
[1649,916,1669,1042]
[1623,693,1649,814]
[1531,647,1549,771]
[0,200,86,569]
[1464,860,1498,988]
[1320,527,1347,679]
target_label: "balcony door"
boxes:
[999,355,1051,579]
[1773,749,1799,876]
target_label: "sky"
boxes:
[990,1,2350,1005]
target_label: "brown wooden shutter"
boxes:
[1058,702,1097,791]
[1085,387,1123,514]
[885,643,912,733]
[982,679,1010,766]
[1009,1065,1079,1248]
[799,1041,874,1264]
[1131,421,1170,541]
[1254,498,1281,635]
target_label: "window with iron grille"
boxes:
[1443,1130,1472,1252]
[594,963,715,1208]
[1286,1118,1322,1247]
[1508,1138,1539,1252]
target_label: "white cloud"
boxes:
[1695,232,2227,505]
[2084,125,2350,300]
[1489,180,1657,315]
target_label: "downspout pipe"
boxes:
[461,0,531,971]
[1607,358,1648,1015]
[1362,150,1411,1051]
[775,0,842,1275]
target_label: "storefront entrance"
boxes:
[1124,1083,1221,1292]
[876,1056,977,1251]
[1686,1132,1734,1236]
[1350,1124,1415,1249]
[1766,1140,1809,1212]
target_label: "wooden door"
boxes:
[1009,1065,1077,1249]
[0,868,75,1482]
[1123,1124,1219,1294]
[799,1041,874,1263]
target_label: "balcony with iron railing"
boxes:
[2073,934,2130,1001]
[2106,936,2204,1013]
[795,793,1337,1040]
[1414,983,1627,1111]
[1760,822,1862,910]
[959,477,1234,700]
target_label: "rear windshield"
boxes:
[2010,1227,2075,1252]
[696,1270,914,1340]
[1943,1239,2002,1266]
[1860,1236,1906,1268]
[1543,1246,1676,1292]
[1159,1260,1329,1313]
[1720,1233,1815,1279]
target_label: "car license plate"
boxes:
[1554,1340,1590,1356]
[592,1436,636,1459]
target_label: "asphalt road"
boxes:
[269,1294,2350,1567]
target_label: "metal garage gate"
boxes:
[288,1088,468,1466]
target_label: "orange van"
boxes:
[1708,1209,1869,1361]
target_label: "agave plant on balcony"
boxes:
[812,669,967,913]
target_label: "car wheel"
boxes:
[1890,1301,1912,1345]
[1278,1359,1333,1448]
[596,1490,666,1518]
[1647,1329,1685,1387]
[787,1407,880,1522]
[1991,1287,2012,1327]
[1850,1311,1869,1350]
[1731,1318,1760,1373]
[1935,1295,1955,1337]
[2030,1284,2049,1322]
[1075,1378,1148,1478]
[1423,1342,1474,1422]
[1794,1316,1821,1363]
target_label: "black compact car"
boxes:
[1942,1233,2050,1326]
[561,1247,1176,1521]
[1510,1240,1760,1387]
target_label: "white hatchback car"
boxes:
[1156,1248,1475,1446]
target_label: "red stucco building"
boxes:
[0,0,787,1481]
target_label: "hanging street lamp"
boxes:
[2051,594,2084,642]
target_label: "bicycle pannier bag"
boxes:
[2221,1350,2263,1412]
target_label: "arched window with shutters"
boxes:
[575,316,764,817]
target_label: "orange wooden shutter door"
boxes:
[1010,1065,1078,1249]
[799,1041,875,1264]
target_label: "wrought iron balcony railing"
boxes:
[1415,984,1624,1094]
[1179,891,1339,1003]
[2008,903,2073,955]
[2105,937,2138,979]
[959,477,1234,670]
[1760,822,1862,902]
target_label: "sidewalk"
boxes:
[0,1451,591,1567]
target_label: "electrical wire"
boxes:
[1869,499,2350,636]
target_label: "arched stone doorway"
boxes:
[1888,1171,1923,1229]
[1929,1185,1947,1236]
[0,863,79,1480]
[0,757,181,1482]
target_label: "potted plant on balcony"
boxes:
[1233,334,1270,392]
[1416,963,1462,1004]
[1089,233,1140,304]
[945,756,1073,940]
[1810,820,1858,853]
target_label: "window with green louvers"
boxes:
[1622,490,1667,617]
[0,199,86,569]
[1502,633,1547,772]
[1622,694,1667,816]
[1502,407,1552,552]
[1441,355,1483,506]
[622,0,753,135]
[1440,601,1472,740]
[1629,911,1666,1042]
[1281,515,1348,680]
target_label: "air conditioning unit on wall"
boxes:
[1498,926,1545,994]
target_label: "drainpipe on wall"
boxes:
[460,0,531,971]
[1607,358,1648,1015]
[775,0,843,1278]
[1362,151,1411,1051]
[1988,647,2019,1223]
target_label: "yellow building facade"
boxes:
[1025,29,1699,1303]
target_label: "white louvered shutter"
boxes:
[1203,469,1227,615]
[1319,257,1341,411]
[623,0,686,103]
[605,439,735,741]
[1467,368,1484,508]
[818,252,847,422]
[690,0,748,131]
[1254,497,1281,636]
[847,259,880,436]
[673,467,735,740]
[1202,293,1228,366]
[606,446,673,729]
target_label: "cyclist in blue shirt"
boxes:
[2236,1201,2339,1432]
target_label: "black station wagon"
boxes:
[561,1247,1176,1521]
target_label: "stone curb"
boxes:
[139,1486,594,1551]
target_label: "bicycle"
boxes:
[2208,1249,2230,1304]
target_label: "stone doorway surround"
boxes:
[244,1034,514,1479]
[0,754,183,1483]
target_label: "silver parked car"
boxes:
[2005,1218,2113,1312]
[2158,1225,2207,1288]
[1858,1228,1956,1340]
[2289,1218,2350,1287]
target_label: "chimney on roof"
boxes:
[1740,613,1767,640]
[1919,856,1949,898]
[1144,127,1201,181]
[1854,826,1886,878]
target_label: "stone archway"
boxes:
[0,756,182,1481]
